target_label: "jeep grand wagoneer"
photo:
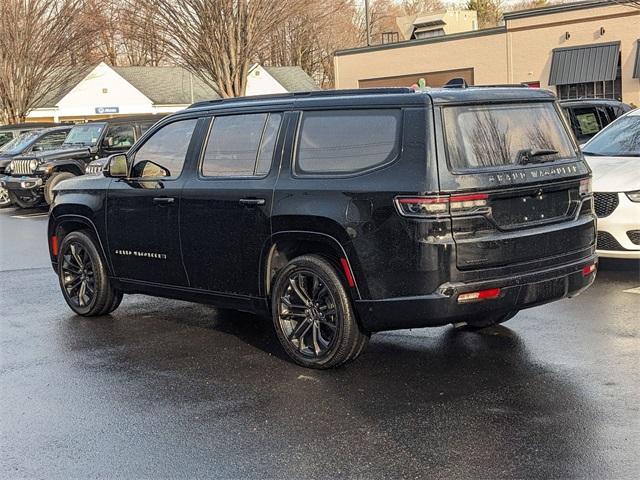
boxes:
[47,87,597,368]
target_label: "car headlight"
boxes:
[626,191,640,202]
[29,159,39,172]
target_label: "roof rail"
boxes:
[188,87,415,109]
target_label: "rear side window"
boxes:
[295,109,401,175]
[201,113,282,177]
[443,103,576,170]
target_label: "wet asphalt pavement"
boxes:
[0,206,639,479]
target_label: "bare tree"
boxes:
[466,0,503,28]
[400,0,445,16]
[136,0,301,98]
[0,0,94,124]
[120,2,168,66]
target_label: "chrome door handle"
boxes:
[239,198,266,206]
[153,197,175,205]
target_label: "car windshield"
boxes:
[0,130,40,154]
[63,123,105,147]
[443,102,576,169]
[582,115,640,157]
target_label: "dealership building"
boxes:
[334,0,640,105]
[26,62,318,123]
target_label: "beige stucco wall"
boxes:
[335,30,508,89]
[335,3,640,105]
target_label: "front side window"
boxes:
[201,113,282,177]
[131,118,197,178]
[583,116,640,157]
[63,123,106,147]
[33,131,68,151]
[104,125,135,149]
[443,103,576,170]
[296,109,401,175]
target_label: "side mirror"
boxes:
[32,145,43,152]
[104,153,128,178]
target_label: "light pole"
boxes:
[364,0,371,46]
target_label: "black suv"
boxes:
[47,88,597,368]
[0,126,71,207]
[560,98,632,143]
[2,115,161,207]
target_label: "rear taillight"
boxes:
[395,194,489,217]
[579,178,592,196]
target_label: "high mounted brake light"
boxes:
[395,194,489,217]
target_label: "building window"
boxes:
[414,28,445,39]
[556,53,622,101]
[381,32,399,44]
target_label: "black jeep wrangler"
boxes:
[2,115,161,207]
[47,88,597,368]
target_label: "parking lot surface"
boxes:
[1,207,639,479]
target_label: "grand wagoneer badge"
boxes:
[115,250,167,260]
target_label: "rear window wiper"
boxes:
[516,148,558,165]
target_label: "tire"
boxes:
[8,190,41,209]
[57,230,122,316]
[0,186,11,208]
[45,172,75,205]
[271,254,369,369]
[459,310,519,330]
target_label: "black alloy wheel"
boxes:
[278,270,339,358]
[57,231,122,316]
[61,242,96,309]
[272,255,369,369]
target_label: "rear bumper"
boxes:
[354,254,597,332]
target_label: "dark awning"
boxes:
[634,40,640,79]
[549,42,620,86]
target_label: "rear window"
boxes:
[443,103,576,170]
[296,109,401,175]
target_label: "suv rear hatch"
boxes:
[437,100,594,270]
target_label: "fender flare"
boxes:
[263,230,361,300]
[50,213,114,275]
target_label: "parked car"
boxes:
[582,109,640,259]
[0,122,62,148]
[560,98,632,143]
[1,115,162,208]
[47,87,597,368]
[0,126,72,208]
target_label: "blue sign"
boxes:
[95,107,119,114]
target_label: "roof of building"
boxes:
[338,0,631,57]
[262,66,320,92]
[112,66,219,104]
[36,66,96,108]
[502,0,633,20]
